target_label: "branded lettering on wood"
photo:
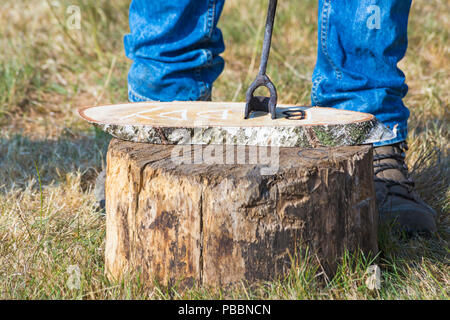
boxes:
[78,102,395,147]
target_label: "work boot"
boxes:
[373,141,437,236]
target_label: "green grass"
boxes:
[0,0,448,299]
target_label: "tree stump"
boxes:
[105,138,378,287]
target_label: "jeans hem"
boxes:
[128,86,211,103]
[373,127,407,147]
[128,87,158,102]
[311,75,325,106]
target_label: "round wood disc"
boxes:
[78,102,395,147]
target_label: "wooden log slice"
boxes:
[105,138,378,287]
[79,102,396,147]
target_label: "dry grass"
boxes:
[0,0,448,299]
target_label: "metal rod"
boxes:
[259,0,277,76]
[244,0,279,120]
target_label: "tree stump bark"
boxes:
[105,138,378,287]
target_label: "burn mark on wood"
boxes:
[148,210,177,230]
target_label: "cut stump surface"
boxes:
[105,138,378,287]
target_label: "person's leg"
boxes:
[96,0,226,211]
[125,0,226,103]
[312,0,410,145]
[312,0,436,235]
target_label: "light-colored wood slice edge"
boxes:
[78,101,374,128]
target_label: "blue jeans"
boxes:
[125,0,411,146]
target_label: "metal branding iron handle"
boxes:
[244,0,278,120]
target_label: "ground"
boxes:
[0,0,448,299]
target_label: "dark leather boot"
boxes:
[373,142,437,235]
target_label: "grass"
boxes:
[0,0,448,299]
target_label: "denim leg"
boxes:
[125,0,226,103]
[312,0,412,146]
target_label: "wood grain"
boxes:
[105,138,379,287]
